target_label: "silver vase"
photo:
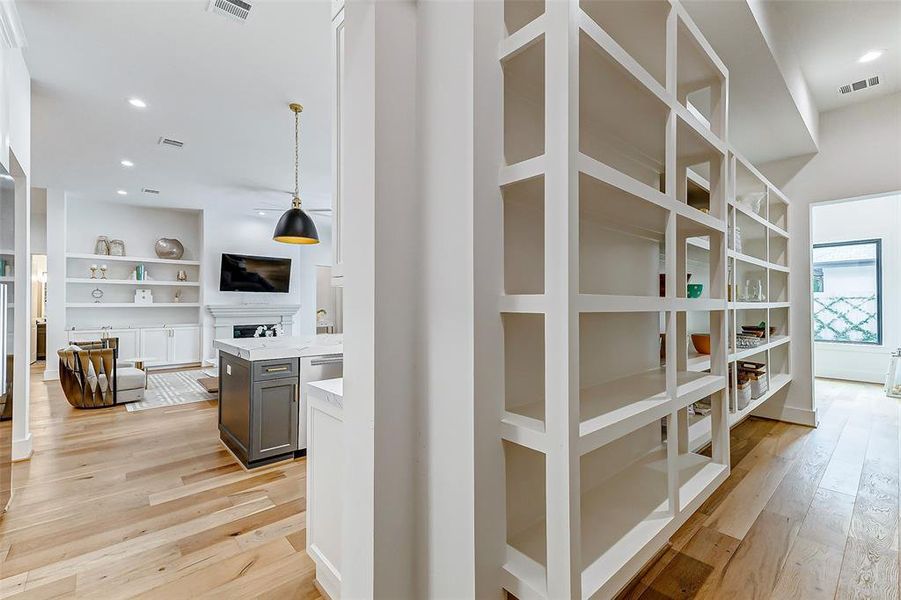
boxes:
[154,238,185,260]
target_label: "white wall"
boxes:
[29,187,46,255]
[200,208,330,362]
[812,195,900,383]
[759,91,901,423]
[0,19,32,460]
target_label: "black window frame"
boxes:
[812,238,883,346]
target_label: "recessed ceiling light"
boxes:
[120,159,134,167]
[859,50,883,63]
[117,190,128,196]
[128,97,147,108]
[258,211,266,216]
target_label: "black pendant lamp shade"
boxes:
[273,201,319,244]
[274,102,320,245]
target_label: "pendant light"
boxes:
[273,103,320,245]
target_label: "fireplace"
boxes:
[233,324,279,339]
[205,304,301,364]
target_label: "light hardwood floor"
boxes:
[3,368,898,599]
[0,363,320,599]
[619,378,900,600]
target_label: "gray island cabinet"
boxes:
[214,335,343,469]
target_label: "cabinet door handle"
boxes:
[266,366,289,373]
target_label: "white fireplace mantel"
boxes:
[206,304,302,320]
[207,304,302,364]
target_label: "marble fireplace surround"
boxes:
[206,304,301,363]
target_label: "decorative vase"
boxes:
[154,238,185,260]
[176,270,187,282]
[108,239,126,256]
[94,236,110,255]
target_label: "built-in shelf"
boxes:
[730,335,790,362]
[0,276,13,283]
[66,278,200,287]
[730,373,792,427]
[66,302,200,308]
[65,253,201,266]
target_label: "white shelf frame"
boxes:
[494,3,734,599]
[65,253,201,266]
[66,278,200,287]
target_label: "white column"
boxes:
[43,189,66,381]
[11,161,31,460]
[341,0,419,597]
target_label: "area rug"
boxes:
[125,369,217,412]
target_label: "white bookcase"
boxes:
[684,149,793,451]
[492,2,736,598]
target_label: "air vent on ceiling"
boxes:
[158,137,184,149]
[838,75,881,95]
[207,0,251,22]
[142,188,160,195]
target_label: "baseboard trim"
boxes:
[814,368,883,385]
[751,403,818,427]
[12,432,33,461]
[42,368,59,381]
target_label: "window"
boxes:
[812,239,882,344]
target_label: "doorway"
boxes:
[30,254,46,364]
[811,192,900,384]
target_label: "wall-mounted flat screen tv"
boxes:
[219,253,292,293]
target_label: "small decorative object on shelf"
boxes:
[108,239,126,256]
[89,264,99,279]
[135,263,146,281]
[691,333,711,355]
[687,283,703,298]
[886,349,901,399]
[99,264,108,279]
[738,192,766,215]
[134,288,153,305]
[94,236,110,255]
[173,289,182,303]
[91,288,103,303]
[154,238,185,260]
[176,270,188,282]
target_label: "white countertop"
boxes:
[214,334,343,361]
[307,377,343,409]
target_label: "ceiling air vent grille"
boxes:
[838,75,881,95]
[142,188,160,195]
[207,0,251,22]
[158,137,184,149]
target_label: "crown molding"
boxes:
[0,2,26,50]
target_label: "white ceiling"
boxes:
[772,0,901,112]
[18,0,332,213]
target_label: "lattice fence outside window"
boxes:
[814,295,879,343]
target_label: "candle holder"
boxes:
[99,264,108,279]
[89,264,98,279]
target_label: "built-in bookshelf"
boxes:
[493,2,734,598]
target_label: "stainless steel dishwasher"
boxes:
[298,354,343,452]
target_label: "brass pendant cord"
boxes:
[291,103,303,209]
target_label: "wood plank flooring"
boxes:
[0,363,319,599]
[3,367,899,599]
[620,378,901,600]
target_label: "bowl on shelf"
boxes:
[687,283,704,298]
[691,333,711,355]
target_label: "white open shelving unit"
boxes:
[494,2,736,598]
[679,151,794,457]
[64,253,202,309]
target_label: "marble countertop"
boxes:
[307,377,343,410]
[214,334,343,361]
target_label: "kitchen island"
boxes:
[306,377,343,600]
[214,334,343,469]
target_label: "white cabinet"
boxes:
[67,328,140,359]
[171,326,201,365]
[69,325,200,368]
[330,1,345,286]
[142,326,201,367]
[140,328,170,366]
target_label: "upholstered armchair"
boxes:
[57,338,146,408]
